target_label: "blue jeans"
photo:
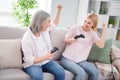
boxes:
[60,57,99,80]
[24,60,65,80]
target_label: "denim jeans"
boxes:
[24,60,65,80]
[60,57,99,80]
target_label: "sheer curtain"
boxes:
[0,0,52,27]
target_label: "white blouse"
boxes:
[22,23,56,68]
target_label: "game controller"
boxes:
[74,34,85,39]
[51,47,59,53]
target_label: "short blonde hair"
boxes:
[87,13,98,31]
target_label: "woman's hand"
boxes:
[56,4,62,11]
[34,53,54,64]
[44,52,54,60]
[102,22,106,30]
[34,52,55,64]
[65,38,76,45]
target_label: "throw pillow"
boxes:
[0,39,22,69]
[87,39,112,64]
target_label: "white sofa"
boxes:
[0,26,120,80]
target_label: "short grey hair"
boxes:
[30,10,50,34]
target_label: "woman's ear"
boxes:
[92,25,95,29]
[92,26,97,31]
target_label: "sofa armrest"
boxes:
[111,44,120,61]
[95,62,120,80]
[111,45,120,73]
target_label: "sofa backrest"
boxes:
[50,28,68,60]
[0,26,68,68]
[0,26,27,39]
[0,26,27,69]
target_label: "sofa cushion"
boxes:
[0,68,30,80]
[88,39,112,64]
[95,62,120,80]
[0,39,22,69]
[111,45,120,73]
[50,28,68,60]
[44,70,74,80]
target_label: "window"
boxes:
[0,0,51,27]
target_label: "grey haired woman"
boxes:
[22,4,65,80]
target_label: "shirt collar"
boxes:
[28,28,38,39]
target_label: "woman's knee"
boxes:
[74,70,86,80]
[47,61,65,78]
[92,68,99,77]
[76,70,86,77]
[55,65,65,76]
[24,65,43,80]
[53,64,65,80]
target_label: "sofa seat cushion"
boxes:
[64,70,74,80]
[0,39,22,69]
[0,68,31,80]
[0,68,74,80]
[43,72,54,80]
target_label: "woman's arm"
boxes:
[64,38,76,45]
[96,23,106,48]
[34,52,54,64]
[64,27,77,45]
[53,4,62,26]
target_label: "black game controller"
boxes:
[74,34,85,39]
[51,47,59,53]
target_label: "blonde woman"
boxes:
[22,4,65,80]
[60,13,106,80]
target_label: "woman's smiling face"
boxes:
[82,18,94,31]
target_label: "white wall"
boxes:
[51,0,79,28]
[77,0,89,25]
